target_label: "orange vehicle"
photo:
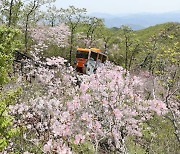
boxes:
[75,48,107,74]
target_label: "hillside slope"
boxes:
[135,22,180,41]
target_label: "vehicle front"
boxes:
[75,48,90,73]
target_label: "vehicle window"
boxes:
[76,51,89,59]
[102,55,107,63]
[90,51,98,61]
[98,54,102,60]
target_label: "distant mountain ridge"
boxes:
[89,11,180,30]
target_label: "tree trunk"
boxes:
[24,0,38,53]
[25,16,29,53]
[8,0,14,27]
[69,29,74,64]
[125,36,128,74]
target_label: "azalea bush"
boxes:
[3,42,168,153]
[30,24,69,48]
[0,1,179,152]
[1,24,178,153]
[29,24,70,59]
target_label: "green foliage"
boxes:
[126,115,180,154]
[60,6,87,63]
[43,44,69,59]
[135,22,179,41]
[126,136,146,154]
[156,41,179,71]
[77,17,104,48]
[143,24,179,79]
[0,88,21,151]
[109,25,141,70]
[0,26,22,151]
[11,126,43,154]
[98,26,119,52]
[45,4,61,27]
[130,22,180,73]
[0,26,21,85]
[70,141,95,154]
[0,0,23,27]
[140,116,180,154]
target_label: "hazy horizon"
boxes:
[88,10,180,16]
[54,0,180,14]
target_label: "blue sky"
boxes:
[54,0,180,14]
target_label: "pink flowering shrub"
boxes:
[74,63,168,152]
[5,43,168,153]
[30,24,70,47]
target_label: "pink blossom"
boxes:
[43,140,52,153]
[67,101,80,111]
[80,82,89,94]
[148,99,167,115]
[81,112,92,122]
[113,109,123,120]
[74,134,85,144]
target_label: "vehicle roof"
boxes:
[77,48,101,53]
[77,48,90,52]
[90,48,101,52]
